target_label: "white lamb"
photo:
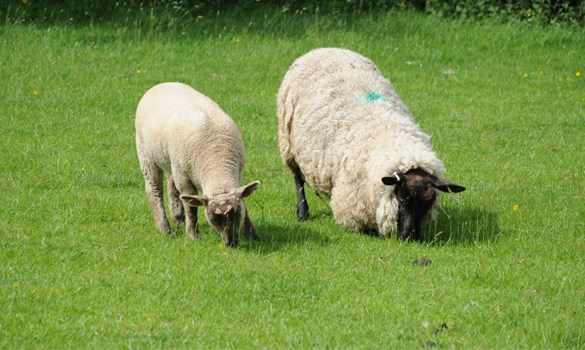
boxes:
[277,48,465,240]
[135,82,260,247]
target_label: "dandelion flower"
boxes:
[577,71,581,77]
[32,90,39,95]
[512,204,520,212]
[523,73,528,78]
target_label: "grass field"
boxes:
[1,9,584,348]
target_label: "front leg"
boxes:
[294,173,309,221]
[184,201,201,240]
[167,174,185,226]
[243,208,260,241]
[174,174,201,240]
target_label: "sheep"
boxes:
[135,82,260,247]
[277,48,465,241]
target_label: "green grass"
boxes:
[1,10,584,348]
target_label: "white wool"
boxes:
[136,82,246,196]
[277,48,446,236]
[135,82,257,241]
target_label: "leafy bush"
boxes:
[424,0,584,25]
[1,0,583,25]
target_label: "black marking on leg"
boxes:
[295,173,309,221]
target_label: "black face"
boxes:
[209,205,242,247]
[382,168,465,241]
[395,177,436,241]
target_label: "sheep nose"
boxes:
[223,229,239,248]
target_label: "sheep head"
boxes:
[181,181,260,247]
[381,169,465,241]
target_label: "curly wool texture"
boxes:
[136,82,246,196]
[277,48,446,236]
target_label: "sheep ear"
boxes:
[238,181,260,198]
[181,194,209,207]
[381,173,404,186]
[431,178,466,193]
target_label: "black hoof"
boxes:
[297,207,309,221]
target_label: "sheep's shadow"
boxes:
[240,221,335,253]
[241,205,501,251]
[423,205,501,245]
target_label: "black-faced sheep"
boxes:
[135,82,260,247]
[277,48,465,240]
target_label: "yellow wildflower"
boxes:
[523,73,528,78]
[576,71,581,78]
[32,90,39,95]
[512,204,520,212]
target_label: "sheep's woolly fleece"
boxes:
[135,82,251,241]
[136,82,246,197]
[277,48,446,236]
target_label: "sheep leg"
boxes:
[286,159,309,220]
[178,189,201,240]
[142,164,172,235]
[243,207,260,241]
[184,204,201,240]
[294,172,310,221]
[167,174,185,226]
[173,172,201,240]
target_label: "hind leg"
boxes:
[295,173,309,221]
[167,174,185,226]
[287,159,309,221]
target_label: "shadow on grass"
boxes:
[423,205,501,245]
[241,205,501,251]
[239,219,335,254]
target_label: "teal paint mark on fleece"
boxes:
[364,91,388,102]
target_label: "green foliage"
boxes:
[1,0,583,26]
[425,0,585,25]
[1,9,584,348]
